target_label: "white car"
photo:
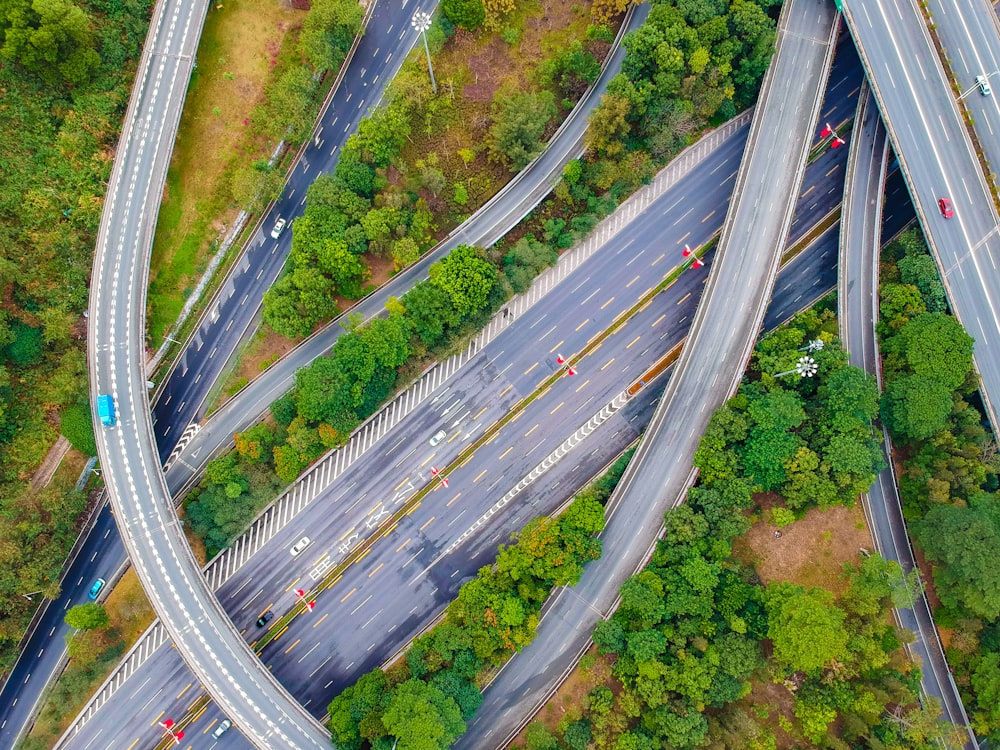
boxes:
[213,719,232,739]
[977,74,992,96]
[429,430,447,447]
[290,536,311,557]
[270,218,287,239]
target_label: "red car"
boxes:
[938,197,954,218]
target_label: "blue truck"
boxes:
[96,395,115,426]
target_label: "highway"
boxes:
[458,0,840,744]
[160,3,650,483]
[61,17,870,745]
[151,0,438,460]
[843,0,1000,430]
[924,0,1000,186]
[0,8,649,743]
[839,85,975,745]
[86,0,332,741]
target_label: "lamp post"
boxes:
[776,356,818,379]
[411,11,437,94]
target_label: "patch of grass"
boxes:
[147,0,308,345]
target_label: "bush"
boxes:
[61,402,97,455]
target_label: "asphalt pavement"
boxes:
[838,84,976,746]
[151,0,438,461]
[843,0,1000,430]
[60,35,890,746]
[458,0,841,743]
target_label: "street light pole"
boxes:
[775,355,819,379]
[411,11,437,94]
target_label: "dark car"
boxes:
[938,197,954,219]
[256,611,274,628]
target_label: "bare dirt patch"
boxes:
[735,495,874,596]
[464,35,513,102]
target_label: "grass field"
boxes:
[147,0,307,346]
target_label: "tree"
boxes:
[766,582,849,674]
[971,652,1000,729]
[879,282,926,327]
[440,0,484,29]
[402,281,459,348]
[489,90,558,171]
[915,493,1000,620]
[885,312,974,390]
[428,244,497,320]
[880,374,953,442]
[586,93,631,158]
[818,366,879,435]
[65,602,108,630]
[542,40,602,99]
[898,253,946,312]
[0,0,101,85]
[299,0,364,73]
[381,679,465,750]
[317,238,368,296]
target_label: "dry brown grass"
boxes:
[148,0,308,342]
[734,494,874,596]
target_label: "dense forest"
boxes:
[877,228,1000,744]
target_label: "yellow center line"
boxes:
[447,492,462,507]
[601,358,616,371]
[355,549,370,564]
[652,314,666,327]
[406,502,421,515]
[338,527,356,541]
[420,455,432,467]
[702,209,716,222]
[677,292,691,305]
[420,516,435,531]
[382,522,398,538]
[459,452,475,467]
[499,384,512,398]
[550,401,564,415]
[284,638,300,654]
[127,739,140,750]
[473,469,488,483]
[626,335,641,349]
[284,578,302,592]
[368,562,384,578]
[177,683,192,700]
[524,362,539,375]
[473,406,488,420]
[367,500,382,514]
[651,253,666,266]
[626,275,641,288]
[396,538,412,552]
[313,612,329,628]
[575,379,590,392]
[340,588,357,604]
[499,446,514,460]
[510,411,524,423]
[549,339,564,353]
[600,297,615,310]
[825,164,839,177]
[575,318,590,331]
[525,424,539,437]
[151,712,165,727]
[677,232,690,244]
[394,477,410,491]
[801,184,815,197]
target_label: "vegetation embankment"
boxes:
[0,0,151,672]
[147,0,363,346]
[189,0,781,560]
[325,452,632,750]
[875,228,1000,744]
